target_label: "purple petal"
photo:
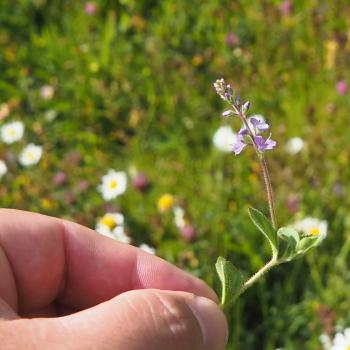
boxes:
[233,137,246,155]
[238,126,248,136]
[254,135,276,152]
[264,138,277,149]
[254,135,265,147]
[250,117,269,131]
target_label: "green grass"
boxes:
[1,0,350,348]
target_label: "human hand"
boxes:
[0,209,228,350]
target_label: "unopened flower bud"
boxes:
[133,172,150,192]
[241,101,251,114]
[222,110,233,117]
[234,95,241,107]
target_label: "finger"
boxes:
[6,290,228,350]
[0,209,217,314]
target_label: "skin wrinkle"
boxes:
[151,292,202,350]
[56,220,70,301]
[0,242,19,313]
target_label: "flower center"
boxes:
[109,179,118,189]
[9,129,17,137]
[101,216,116,230]
[27,151,35,161]
[310,227,320,236]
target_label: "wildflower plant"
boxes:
[213,78,326,308]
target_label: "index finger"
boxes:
[0,209,218,313]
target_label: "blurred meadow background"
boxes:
[1,0,350,349]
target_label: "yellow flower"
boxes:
[158,194,175,212]
[324,40,338,69]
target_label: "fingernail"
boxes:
[188,296,228,350]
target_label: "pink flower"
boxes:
[40,85,54,100]
[225,32,240,48]
[78,180,89,192]
[84,2,96,15]
[336,80,348,95]
[180,225,196,242]
[53,171,66,186]
[133,172,150,192]
[279,0,292,16]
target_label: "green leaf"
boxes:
[277,227,300,261]
[297,237,318,254]
[248,207,278,255]
[215,256,244,308]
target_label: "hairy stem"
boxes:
[259,156,277,229]
[236,257,279,298]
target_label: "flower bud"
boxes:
[133,172,150,192]
[180,224,197,242]
[241,101,250,114]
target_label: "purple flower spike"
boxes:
[233,135,247,155]
[254,135,277,152]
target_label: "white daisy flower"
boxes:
[331,328,350,350]
[98,169,127,201]
[293,217,328,240]
[286,137,304,154]
[1,121,24,144]
[139,243,156,255]
[320,333,332,350]
[19,144,43,166]
[112,226,131,244]
[95,212,124,232]
[95,212,131,243]
[173,206,186,228]
[213,125,237,153]
[95,224,114,238]
[0,160,7,179]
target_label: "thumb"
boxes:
[58,289,228,350]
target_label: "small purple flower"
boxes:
[254,135,277,152]
[237,116,269,137]
[336,80,348,95]
[233,128,276,155]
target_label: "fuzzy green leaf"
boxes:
[297,236,318,254]
[277,227,300,261]
[248,207,278,255]
[215,256,244,307]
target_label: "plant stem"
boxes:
[259,156,277,229]
[236,257,279,298]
